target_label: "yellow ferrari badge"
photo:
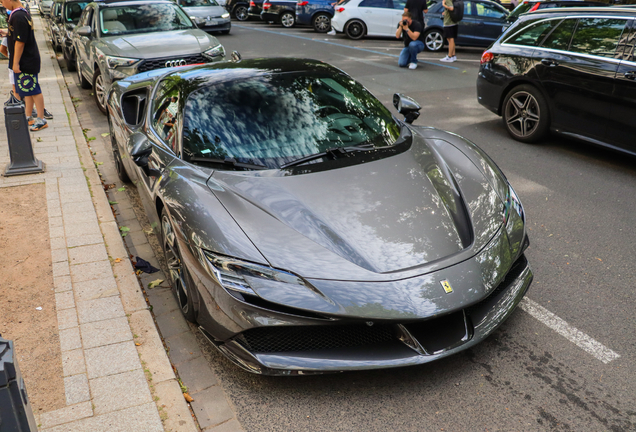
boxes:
[440,280,453,294]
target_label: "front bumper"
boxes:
[198,21,231,32]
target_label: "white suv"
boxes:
[330,0,406,40]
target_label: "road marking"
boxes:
[520,298,620,364]
[234,24,461,70]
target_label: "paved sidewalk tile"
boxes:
[55,290,75,310]
[85,341,141,379]
[39,401,93,430]
[155,309,190,339]
[68,244,109,265]
[90,369,153,415]
[57,308,79,330]
[207,419,245,432]
[190,386,236,430]
[165,330,203,366]
[71,260,113,283]
[80,316,133,349]
[76,296,125,324]
[62,349,86,377]
[59,327,82,352]
[64,374,90,405]
[178,356,219,394]
[42,402,163,432]
[74,276,120,302]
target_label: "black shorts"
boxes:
[444,25,458,40]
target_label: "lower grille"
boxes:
[137,54,207,73]
[235,324,397,354]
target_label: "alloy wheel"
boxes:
[235,5,248,20]
[346,21,364,39]
[162,214,190,316]
[76,57,83,84]
[313,14,330,32]
[94,72,106,112]
[281,12,294,28]
[425,31,443,51]
[505,91,541,139]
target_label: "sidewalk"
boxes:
[0,14,198,432]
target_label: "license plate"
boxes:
[206,19,218,25]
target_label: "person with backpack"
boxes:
[441,0,462,62]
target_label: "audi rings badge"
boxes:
[165,59,187,68]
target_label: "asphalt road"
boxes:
[61,20,636,431]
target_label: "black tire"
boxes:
[109,117,130,183]
[92,69,107,115]
[280,11,295,28]
[312,13,331,33]
[345,19,365,40]
[234,5,248,21]
[161,208,196,323]
[502,84,550,143]
[64,48,76,71]
[76,57,91,89]
[423,28,444,52]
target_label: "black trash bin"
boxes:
[0,336,37,432]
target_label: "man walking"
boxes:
[1,0,48,130]
[441,0,458,62]
[396,11,424,70]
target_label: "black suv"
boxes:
[225,0,249,20]
[503,0,608,30]
[477,7,636,154]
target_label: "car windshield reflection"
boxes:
[99,4,194,36]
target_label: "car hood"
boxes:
[182,5,227,17]
[208,128,504,282]
[101,30,214,58]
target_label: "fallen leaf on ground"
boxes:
[148,279,164,289]
[109,200,118,205]
[114,258,122,263]
[117,186,126,192]
[135,342,141,346]
[184,393,194,403]
[101,133,110,137]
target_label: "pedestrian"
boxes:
[0,0,49,131]
[395,11,424,70]
[326,0,346,35]
[404,0,428,26]
[441,0,458,62]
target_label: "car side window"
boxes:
[474,2,505,19]
[151,79,181,153]
[505,19,559,46]
[616,25,635,61]
[79,6,93,28]
[359,0,392,8]
[393,0,406,9]
[464,2,472,16]
[541,18,576,51]
[569,18,628,58]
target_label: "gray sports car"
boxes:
[107,58,532,375]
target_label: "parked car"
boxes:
[502,0,608,30]
[39,0,54,15]
[108,56,532,375]
[330,0,408,40]
[477,7,636,152]
[175,0,231,33]
[72,0,225,114]
[48,0,64,51]
[225,0,250,20]
[423,0,509,51]
[57,0,93,72]
[261,0,296,27]
[248,0,265,19]
[295,0,334,32]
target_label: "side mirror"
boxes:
[131,138,153,167]
[66,23,76,31]
[393,93,421,124]
[76,26,91,37]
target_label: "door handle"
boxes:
[541,58,558,67]
[624,71,636,80]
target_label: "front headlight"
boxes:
[221,12,230,18]
[105,55,140,69]
[503,184,527,256]
[202,251,305,299]
[203,44,225,59]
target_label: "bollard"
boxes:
[0,336,38,432]
[3,102,45,177]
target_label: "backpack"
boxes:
[449,0,464,22]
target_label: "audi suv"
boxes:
[71,0,225,114]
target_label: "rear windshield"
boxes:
[99,4,194,36]
[180,0,220,6]
[508,1,532,21]
[65,2,89,23]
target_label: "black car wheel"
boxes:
[312,13,331,33]
[93,69,107,115]
[108,117,130,183]
[76,57,91,89]
[280,11,295,28]
[234,5,248,20]
[64,48,76,71]
[424,28,444,52]
[502,84,550,143]
[345,19,365,40]
[161,208,196,322]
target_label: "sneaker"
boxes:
[27,116,35,126]
[450,56,457,62]
[327,29,336,36]
[440,55,453,62]
[30,118,48,131]
[408,63,417,70]
[44,108,53,119]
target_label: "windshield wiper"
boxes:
[280,144,375,169]
[189,156,268,170]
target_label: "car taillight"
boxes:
[529,3,540,11]
[249,1,255,5]
[263,1,271,9]
[336,6,344,12]
[297,1,308,5]
[480,50,494,64]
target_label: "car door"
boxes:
[533,17,627,141]
[457,1,477,46]
[471,1,508,46]
[75,5,93,77]
[358,0,396,36]
[608,19,636,153]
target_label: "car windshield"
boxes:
[65,1,88,23]
[99,4,194,36]
[182,73,401,169]
[181,0,220,6]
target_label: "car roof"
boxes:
[96,0,175,7]
[522,0,608,3]
[528,5,636,12]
